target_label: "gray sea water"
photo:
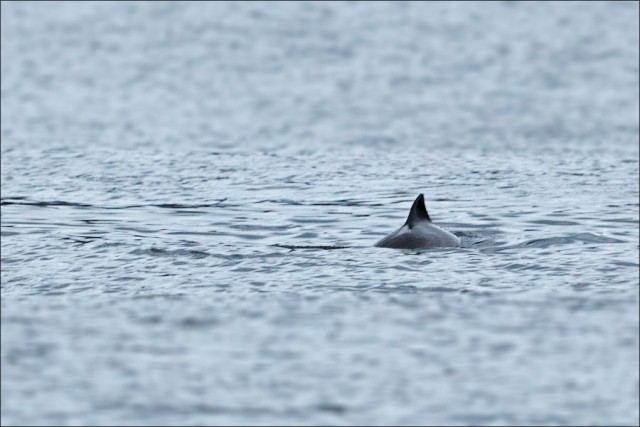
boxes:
[1,2,639,426]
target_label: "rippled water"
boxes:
[2,2,639,426]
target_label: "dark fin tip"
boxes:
[405,193,431,228]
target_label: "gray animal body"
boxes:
[374,194,460,249]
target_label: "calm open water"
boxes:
[1,2,639,426]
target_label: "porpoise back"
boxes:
[374,194,460,249]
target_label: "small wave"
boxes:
[527,219,580,226]
[62,236,98,245]
[521,233,625,248]
[273,244,350,250]
[1,199,92,208]
[483,233,626,252]
[130,247,210,259]
[151,201,228,209]
[309,200,369,207]
[1,198,228,210]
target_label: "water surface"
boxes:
[1,2,639,425]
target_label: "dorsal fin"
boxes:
[405,193,431,228]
